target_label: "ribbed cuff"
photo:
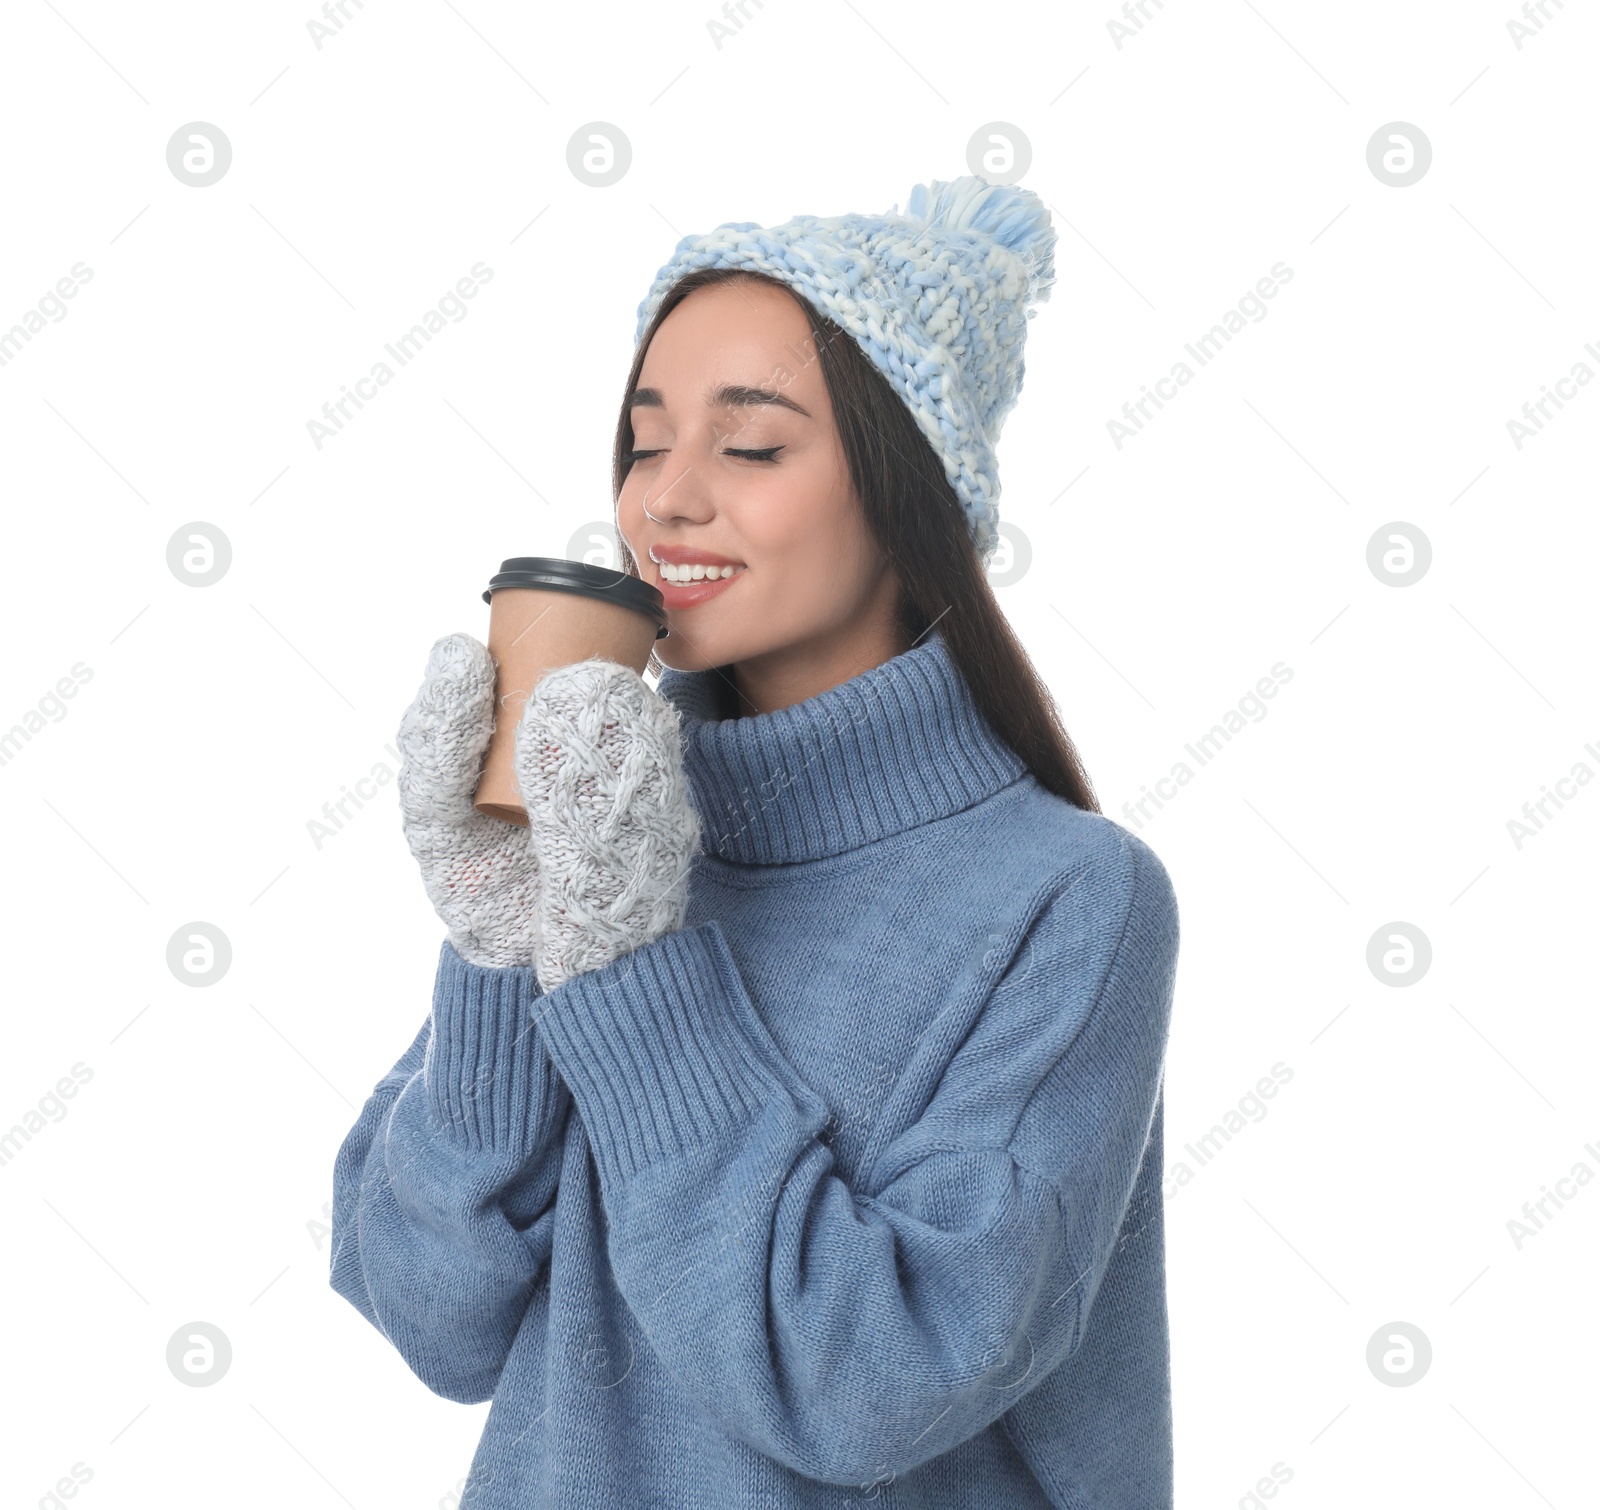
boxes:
[425,937,559,1158]
[532,921,798,1192]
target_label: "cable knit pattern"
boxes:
[516,656,701,993]
[396,633,545,970]
[632,174,1057,566]
[333,628,1181,1509]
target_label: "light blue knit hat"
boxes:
[632,175,1057,566]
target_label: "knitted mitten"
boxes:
[515,657,701,994]
[396,633,544,970]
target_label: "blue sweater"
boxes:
[330,627,1181,1507]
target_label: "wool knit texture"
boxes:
[330,627,1181,1508]
[518,655,701,992]
[396,633,544,971]
[632,175,1057,567]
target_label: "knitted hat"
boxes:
[632,175,1057,566]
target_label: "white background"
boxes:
[1,2,1595,1506]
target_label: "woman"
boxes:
[330,176,1182,1508]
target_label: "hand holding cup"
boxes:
[398,557,682,978]
[515,657,702,994]
[396,633,544,970]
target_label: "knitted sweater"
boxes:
[330,627,1181,1508]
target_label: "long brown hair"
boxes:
[611,266,1100,814]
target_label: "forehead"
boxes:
[634,280,825,409]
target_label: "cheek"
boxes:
[755,450,851,538]
[756,542,872,628]
[753,513,871,592]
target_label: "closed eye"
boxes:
[625,446,784,464]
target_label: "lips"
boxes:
[653,567,744,609]
[648,544,747,607]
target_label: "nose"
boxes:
[640,455,714,528]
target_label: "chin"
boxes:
[654,633,726,675]
[656,611,773,674]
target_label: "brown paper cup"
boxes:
[473,559,666,826]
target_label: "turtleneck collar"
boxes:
[654,628,1029,866]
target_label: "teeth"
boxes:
[659,561,742,583]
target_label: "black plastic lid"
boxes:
[482,556,668,640]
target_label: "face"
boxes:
[617,279,898,675]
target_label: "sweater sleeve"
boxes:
[329,937,573,1404]
[531,825,1180,1490]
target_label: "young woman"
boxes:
[331,177,1181,1508]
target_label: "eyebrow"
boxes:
[628,383,811,419]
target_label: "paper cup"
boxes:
[471,557,667,826]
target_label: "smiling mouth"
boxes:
[646,547,745,607]
[647,542,748,583]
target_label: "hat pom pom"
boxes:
[899,174,1056,308]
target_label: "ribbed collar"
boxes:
[655,628,1029,865]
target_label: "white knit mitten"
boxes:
[396,633,543,970]
[515,657,702,994]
